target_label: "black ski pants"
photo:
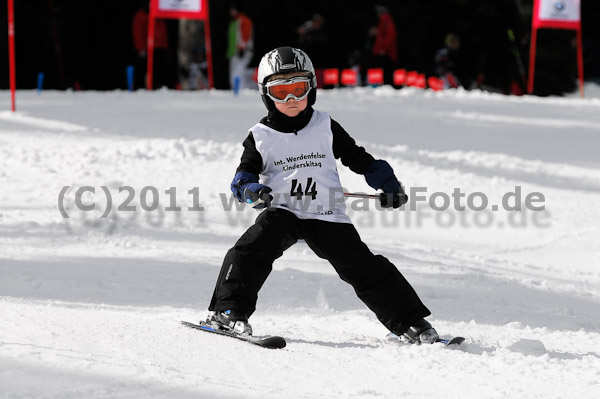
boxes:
[209,208,430,335]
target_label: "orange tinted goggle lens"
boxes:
[268,81,309,100]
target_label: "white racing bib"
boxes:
[251,110,351,223]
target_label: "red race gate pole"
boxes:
[576,26,585,97]
[203,0,214,88]
[8,0,16,111]
[146,8,156,90]
[527,26,538,94]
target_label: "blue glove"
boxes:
[231,171,273,207]
[364,160,408,208]
[244,184,273,208]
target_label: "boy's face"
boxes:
[274,96,308,118]
[268,72,310,117]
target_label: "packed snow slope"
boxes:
[1,86,600,399]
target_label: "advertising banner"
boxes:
[152,0,207,20]
[534,0,580,29]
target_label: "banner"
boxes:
[533,0,580,29]
[151,0,207,20]
[160,0,200,12]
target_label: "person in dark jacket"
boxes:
[205,47,438,345]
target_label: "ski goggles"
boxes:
[265,76,312,103]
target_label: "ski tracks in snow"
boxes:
[1,297,599,399]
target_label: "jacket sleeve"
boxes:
[236,132,263,175]
[238,15,253,49]
[331,118,375,174]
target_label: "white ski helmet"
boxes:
[257,47,317,111]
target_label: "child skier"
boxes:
[206,46,438,344]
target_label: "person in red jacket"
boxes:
[370,5,398,85]
[227,4,254,90]
[132,4,170,89]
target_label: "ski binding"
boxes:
[387,332,465,347]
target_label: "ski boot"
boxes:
[403,319,439,344]
[206,310,253,335]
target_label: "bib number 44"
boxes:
[290,178,318,200]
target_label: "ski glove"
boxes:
[231,171,273,208]
[364,160,409,209]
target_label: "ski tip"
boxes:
[263,336,287,349]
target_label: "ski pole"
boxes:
[343,192,380,199]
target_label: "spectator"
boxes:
[297,14,330,68]
[346,50,363,87]
[132,3,170,89]
[227,4,254,91]
[434,33,462,89]
[187,47,209,90]
[370,5,397,85]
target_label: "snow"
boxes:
[1,85,600,398]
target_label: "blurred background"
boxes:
[1,0,599,96]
